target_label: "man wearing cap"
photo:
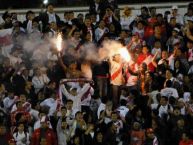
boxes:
[166,27,184,53]
[168,5,184,26]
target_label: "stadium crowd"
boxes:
[0,0,193,145]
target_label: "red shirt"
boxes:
[144,26,154,40]
[137,53,155,72]
[179,140,193,145]
[31,128,57,145]
[130,130,145,145]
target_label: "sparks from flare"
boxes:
[118,47,131,62]
[56,33,63,52]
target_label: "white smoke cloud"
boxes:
[98,40,124,61]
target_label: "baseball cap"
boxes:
[172,5,178,10]
[173,27,180,33]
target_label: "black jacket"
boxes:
[39,11,60,32]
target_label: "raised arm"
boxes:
[57,53,67,72]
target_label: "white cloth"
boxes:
[34,119,52,130]
[8,55,22,66]
[151,48,161,59]
[40,98,57,116]
[29,109,39,121]
[168,14,184,25]
[126,61,138,87]
[32,74,50,93]
[143,55,153,66]
[60,83,93,111]
[132,27,144,39]
[47,51,58,61]
[3,96,17,112]
[66,109,75,126]
[95,27,108,42]
[120,16,135,30]
[57,118,70,145]
[97,103,106,119]
[161,87,179,99]
[183,92,191,102]
[168,54,175,70]
[27,20,33,33]
[116,106,129,118]
[148,90,160,104]
[188,65,193,74]
[151,103,173,118]
[13,132,30,145]
[184,15,193,24]
[47,12,56,23]
[181,106,186,115]
[110,61,123,86]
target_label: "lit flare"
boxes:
[118,47,131,62]
[56,33,63,52]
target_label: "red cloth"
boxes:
[11,109,31,125]
[31,128,57,145]
[130,130,145,145]
[137,53,155,72]
[0,34,12,45]
[160,24,166,35]
[148,18,157,24]
[144,26,154,40]
[179,140,193,145]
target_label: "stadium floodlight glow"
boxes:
[43,0,48,5]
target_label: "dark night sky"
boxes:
[0,0,188,9]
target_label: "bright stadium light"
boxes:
[43,0,48,5]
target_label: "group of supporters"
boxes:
[0,0,193,145]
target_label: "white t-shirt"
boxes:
[97,103,106,119]
[148,90,160,104]
[32,74,50,93]
[151,103,173,118]
[120,16,135,30]
[13,132,30,145]
[126,61,138,87]
[60,83,93,111]
[40,98,57,116]
[161,87,179,99]
[110,61,123,86]
[116,106,129,118]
